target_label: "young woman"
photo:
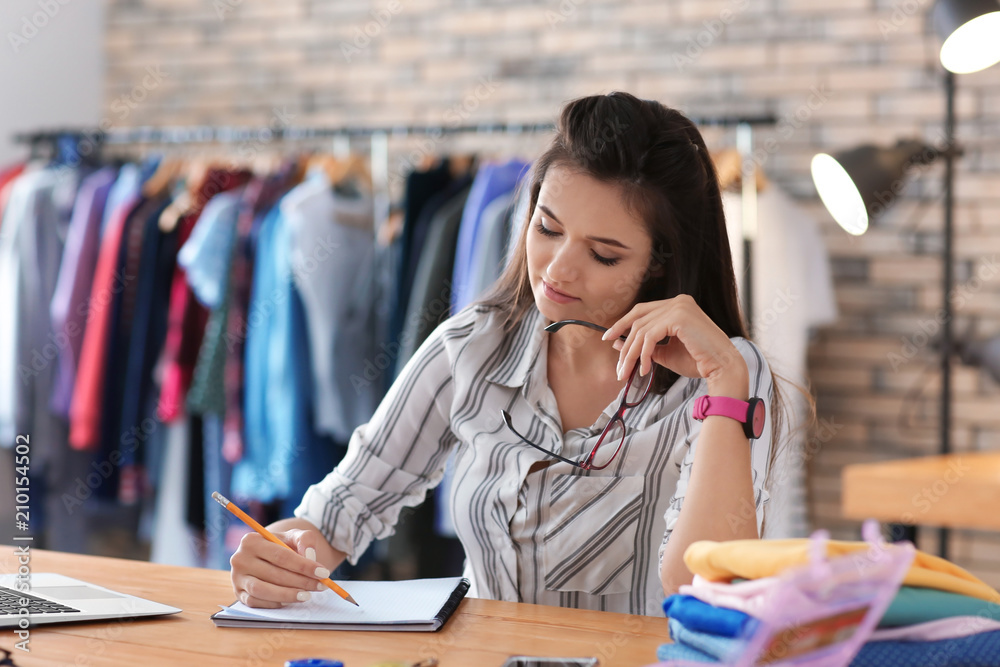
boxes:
[229,92,780,617]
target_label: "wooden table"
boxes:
[842,451,1000,531]
[0,548,670,667]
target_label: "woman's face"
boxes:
[526,164,654,328]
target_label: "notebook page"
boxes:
[218,577,463,624]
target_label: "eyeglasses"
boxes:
[500,319,664,471]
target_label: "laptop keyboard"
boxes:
[0,586,81,615]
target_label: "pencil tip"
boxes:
[347,595,359,606]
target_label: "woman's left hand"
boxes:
[602,295,748,395]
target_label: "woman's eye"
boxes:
[590,250,620,267]
[535,221,559,237]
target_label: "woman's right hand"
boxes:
[229,519,347,608]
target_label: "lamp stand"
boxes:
[938,69,956,560]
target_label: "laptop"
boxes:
[0,573,181,627]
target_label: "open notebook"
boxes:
[211,577,470,632]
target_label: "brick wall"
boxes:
[104,0,1000,584]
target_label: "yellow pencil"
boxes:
[212,491,359,606]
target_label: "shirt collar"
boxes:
[485,305,546,390]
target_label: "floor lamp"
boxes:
[810,0,1000,559]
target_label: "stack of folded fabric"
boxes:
[657,538,1000,666]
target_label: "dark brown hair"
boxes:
[482,92,746,396]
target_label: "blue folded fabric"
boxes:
[852,631,1000,667]
[669,618,744,661]
[657,640,718,663]
[662,594,757,638]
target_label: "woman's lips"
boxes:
[542,281,579,304]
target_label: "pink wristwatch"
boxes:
[692,395,766,440]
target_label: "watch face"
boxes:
[750,399,766,439]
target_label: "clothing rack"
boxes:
[14,112,778,325]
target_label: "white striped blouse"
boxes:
[295,303,773,616]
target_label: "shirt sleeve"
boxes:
[293,313,467,564]
[658,338,774,565]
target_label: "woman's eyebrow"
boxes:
[538,204,630,250]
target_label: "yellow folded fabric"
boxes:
[684,538,1000,604]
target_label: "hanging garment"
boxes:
[388,159,456,359]
[0,167,80,468]
[450,158,530,313]
[466,189,516,301]
[281,174,379,442]
[221,168,297,465]
[234,203,336,503]
[49,166,118,418]
[157,169,250,423]
[397,182,473,372]
[722,186,837,539]
[0,163,27,228]
[97,194,173,500]
[69,163,151,450]
[117,195,179,503]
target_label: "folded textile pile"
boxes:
[657,538,1000,667]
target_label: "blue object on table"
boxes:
[662,594,758,638]
[284,660,344,667]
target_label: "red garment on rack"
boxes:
[69,197,141,450]
[0,163,27,227]
[156,168,250,423]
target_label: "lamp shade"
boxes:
[932,0,1000,73]
[810,139,932,235]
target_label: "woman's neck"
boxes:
[546,329,621,380]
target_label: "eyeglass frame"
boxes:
[500,319,666,471]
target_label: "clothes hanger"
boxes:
[142,157,182,199]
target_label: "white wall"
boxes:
[0,0,105,166]
[0,0,104,540]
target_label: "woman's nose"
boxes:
[546,244,579,282]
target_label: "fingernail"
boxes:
[315,566,331,579]
[305,547,316,562]
[316,582,325,591]
[601,331,609,340]
[297,591,311,602]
